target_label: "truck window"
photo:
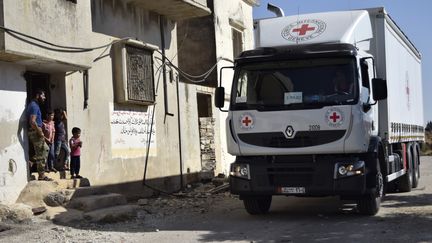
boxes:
[361,60,370,89]
[231,58,358,110]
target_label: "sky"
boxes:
[253,0,431,124]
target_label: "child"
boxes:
[54,108,70,170]
[42,109,57,172]
[69,127,83,179]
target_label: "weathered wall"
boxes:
[175,0,256,176]
[199,117,216,171]
[177,15,217,87]
[0,0,243,203]
[0,62,28,204]
[177,82,202,178]
[61,0,202,190]
[213,0,256,174]
[1,0,92,69]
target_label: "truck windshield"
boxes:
[231,58,358,110]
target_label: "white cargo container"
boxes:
[215,7,424,215]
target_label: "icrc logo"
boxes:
[281,19,326,42]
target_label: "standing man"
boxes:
[27,89,52,181]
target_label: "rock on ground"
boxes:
[0,203,33,223]
[15,181,59,208]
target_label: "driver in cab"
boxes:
[332,71,353,94]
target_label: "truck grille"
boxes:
[238,130,346,148]
[268,166,314,186]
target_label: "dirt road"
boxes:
[1,157,432,242]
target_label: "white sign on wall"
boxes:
[110,104,157,158]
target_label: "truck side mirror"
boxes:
[372,78,387,101]
[215,87,225,108]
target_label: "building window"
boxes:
[232,28,243,58]
[125,45,155,104]
[197,93,212,118]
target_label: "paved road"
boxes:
[2,157,432,243]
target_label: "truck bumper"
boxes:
[230,155,368,197]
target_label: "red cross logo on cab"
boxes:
[240,113,254,129]
[325,108,344,128]
[282,19,326,43]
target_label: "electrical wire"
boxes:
[0,25,233,84]
[154,52,233,83]
[0,25,133,52]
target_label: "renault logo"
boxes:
[285,125,295,138]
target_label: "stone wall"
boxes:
[199,118,216,172]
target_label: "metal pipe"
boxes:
[160,16,174,117]
[175,74,184,190]
[83,70,89,109]
[267,3,285,17]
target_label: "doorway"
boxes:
[197,93,215,172]
[24,72,51,168]
[25,72,51,117]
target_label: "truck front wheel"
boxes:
[357,158,383,215]
[243,196,272,215]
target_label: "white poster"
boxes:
[110,104,157,158]
[284,92,303,104]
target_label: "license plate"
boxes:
[280,187,306,194]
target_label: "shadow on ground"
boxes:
[42,157,432,242]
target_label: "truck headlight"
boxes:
[334,160,365,179]
[230,164,250,180]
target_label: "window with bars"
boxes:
[125,45,155,104]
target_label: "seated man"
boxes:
[332,71,353,94]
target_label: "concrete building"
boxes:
[0,0,257,204]
[177,0,258,175]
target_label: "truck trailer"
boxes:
[215,7,424,215]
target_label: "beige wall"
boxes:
[213,0,256,175]
[0,62,28,204]
[65,0,208,188]
[1,0,92,70]
[0,0,257,203]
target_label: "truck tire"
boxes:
[357,157,383,215]
[412,144,420,188]
[398,144,413,192]
[243,196,272,215]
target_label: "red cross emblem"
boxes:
[326,109,344,127]
[329,112,341,123]
[240,114,254,128]
[292,24,316,36]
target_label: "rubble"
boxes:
[136,179,234,219]
[44,191,68,207]
[0,203,33,223]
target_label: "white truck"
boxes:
[215,7,424,215]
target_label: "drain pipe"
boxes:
[175,74,184,190]
[160,16,174,117]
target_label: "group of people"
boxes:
[27,89,83,181]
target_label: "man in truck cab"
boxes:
[332,70,354,95]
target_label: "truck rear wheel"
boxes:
[357,157,383,215]
[398,145,413,192]
[243,196,272,215]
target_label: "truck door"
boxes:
[360,58,379,136]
